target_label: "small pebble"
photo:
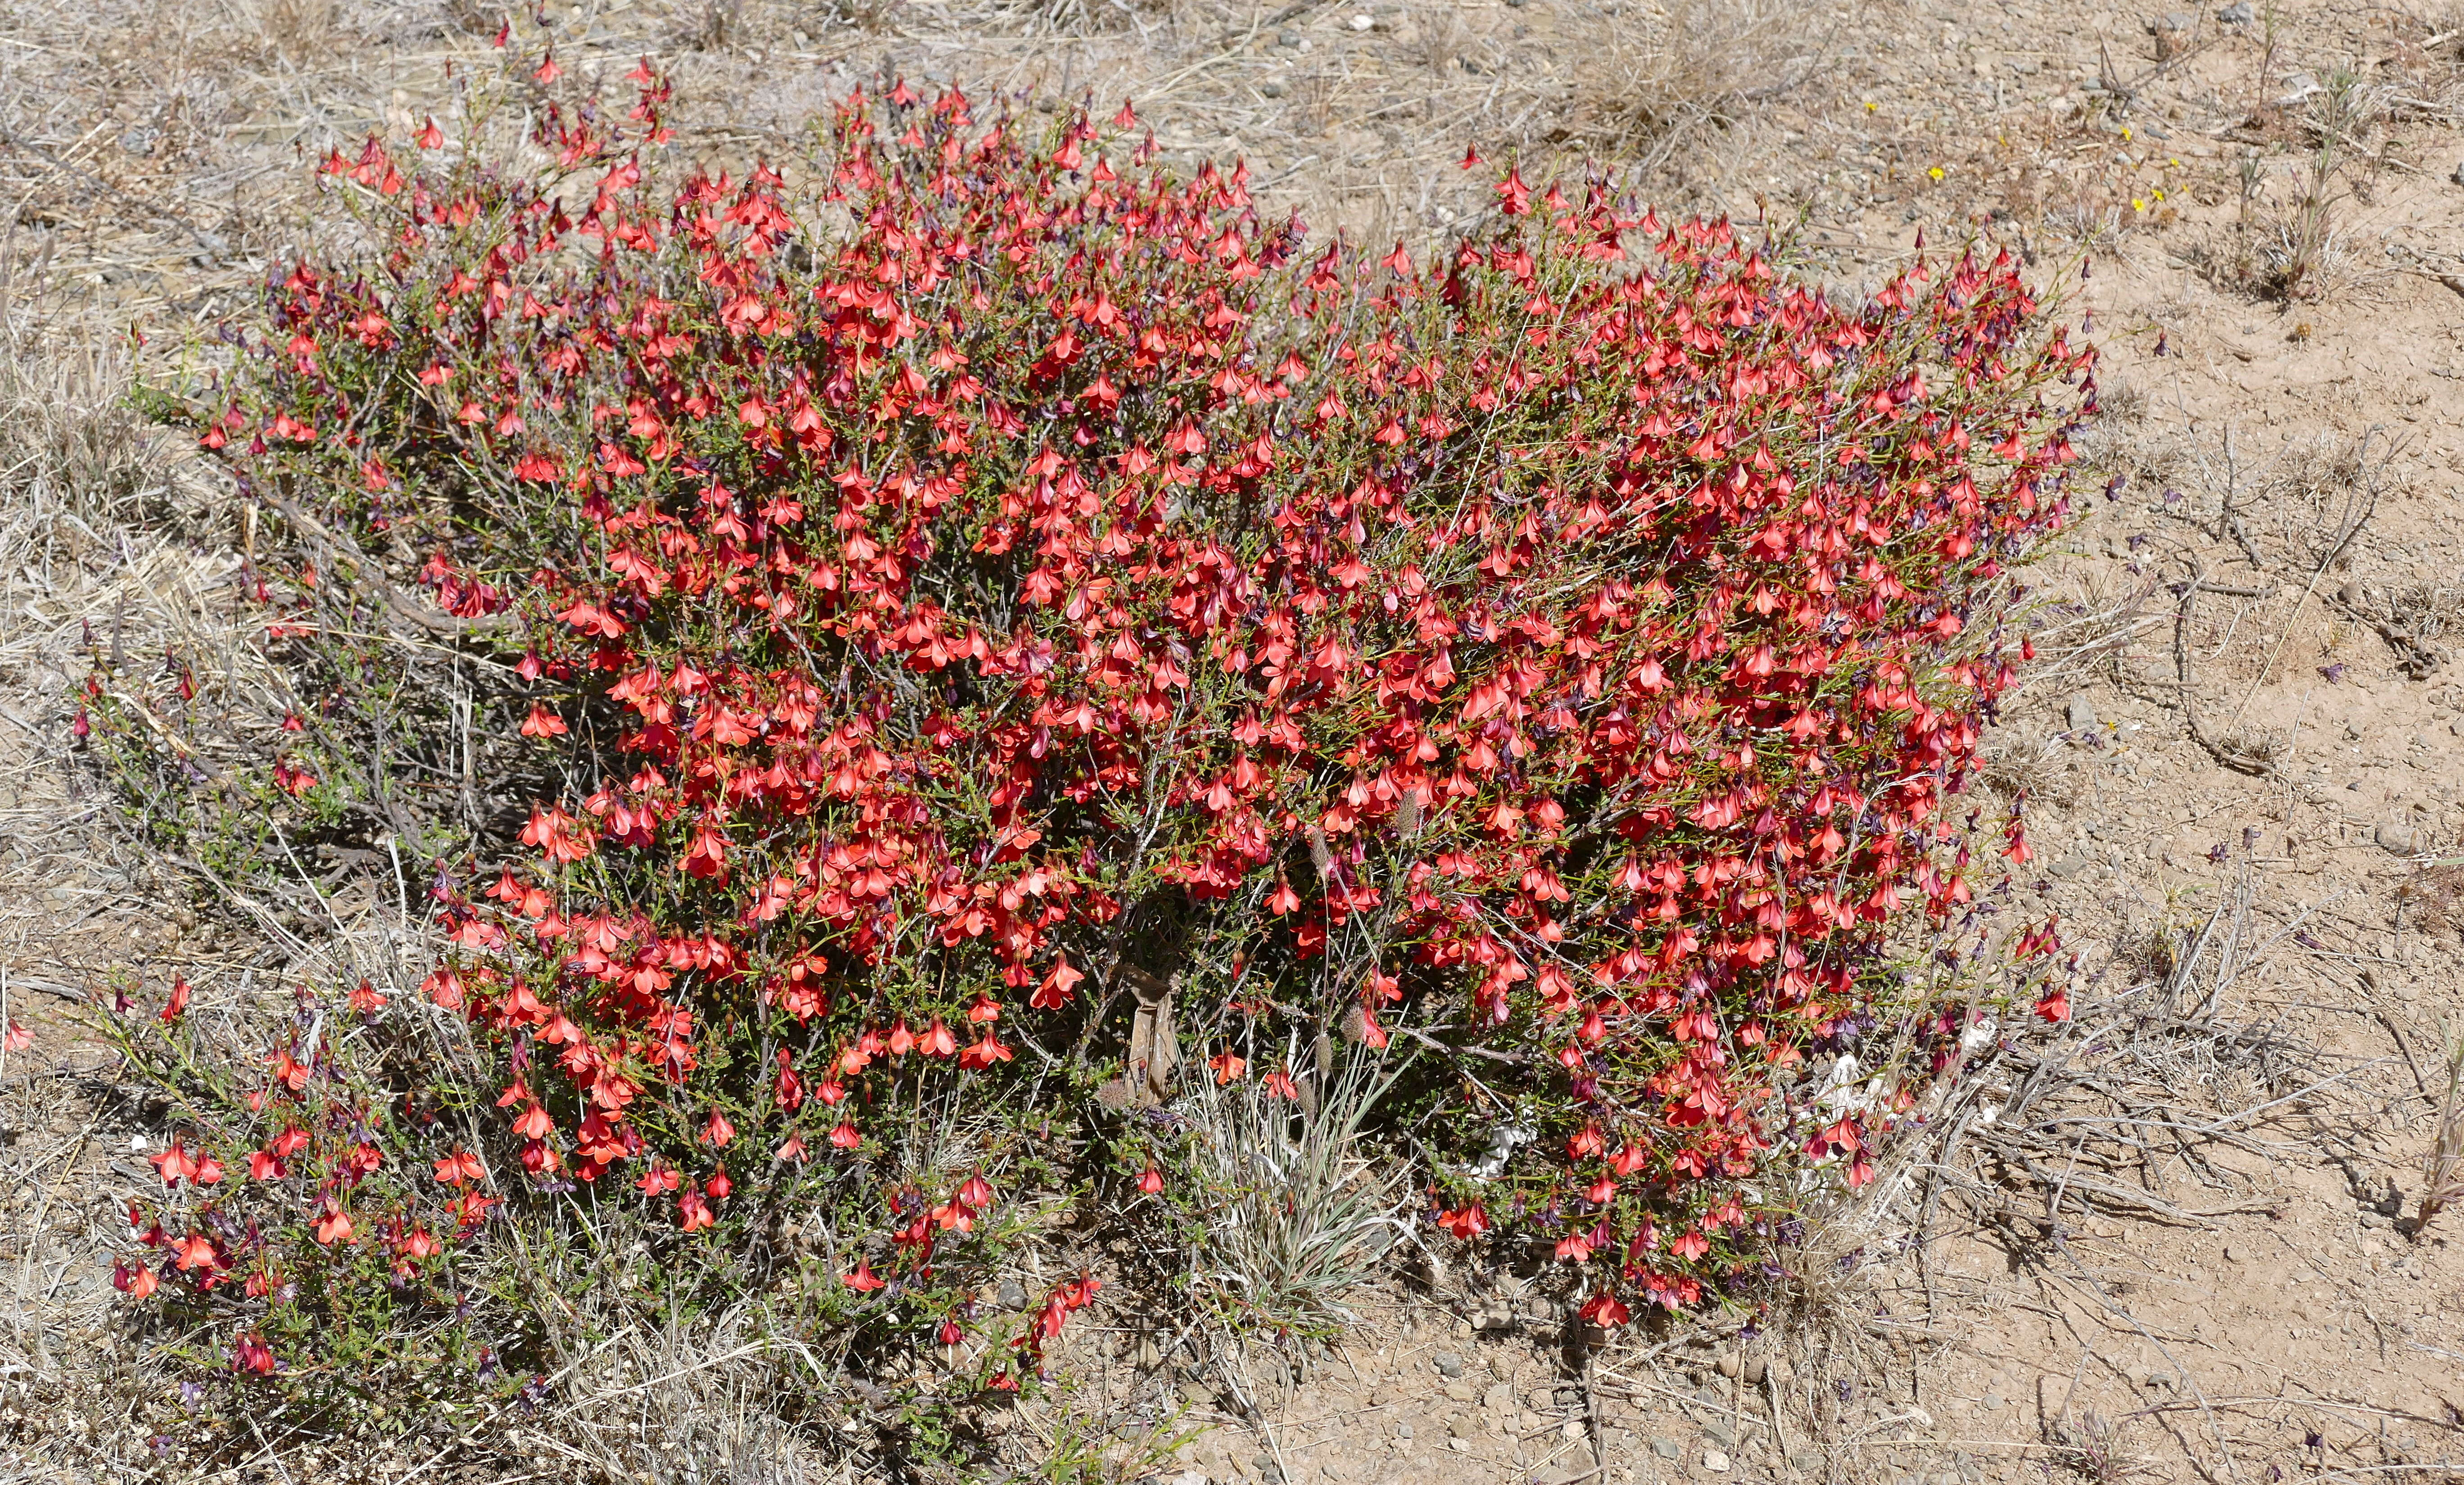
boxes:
[1349,12,1373,28]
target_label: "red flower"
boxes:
[957,1033,1013,1069]
[150,1138,200,1186]
[843,1258,885,1292]
[232,1332,276,1375]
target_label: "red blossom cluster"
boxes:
[127,55,2084,1376]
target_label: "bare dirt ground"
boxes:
[4,0,2464,1481]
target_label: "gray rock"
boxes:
[2375,820,2422,856]
[996,1279,1028,1309]
[1433,1352,1464,1378]
[1703,1417,1736,1447]
[1276,26,1302,45]
[2217,0,2254,21]
[1652,1437,1683,1459]
[1482,1382,1512,1411]
[2067,693,2099,733]
[2048,851,2091,879]
[1395,1420,1413,1440]
[2454,159,2464,188]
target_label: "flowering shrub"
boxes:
[117,55,2086,1399]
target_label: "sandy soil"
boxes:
[4,0,2463,1480]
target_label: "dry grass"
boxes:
[1566,0,1827,168]
[2418,1023,2464,1234]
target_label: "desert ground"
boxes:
[3,0,2464,1481]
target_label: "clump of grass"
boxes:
[1175,1045,1417,1342]
[1567,0,1822,168]
[2416,1022,2464,1236]
[2257,65,2378,300]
